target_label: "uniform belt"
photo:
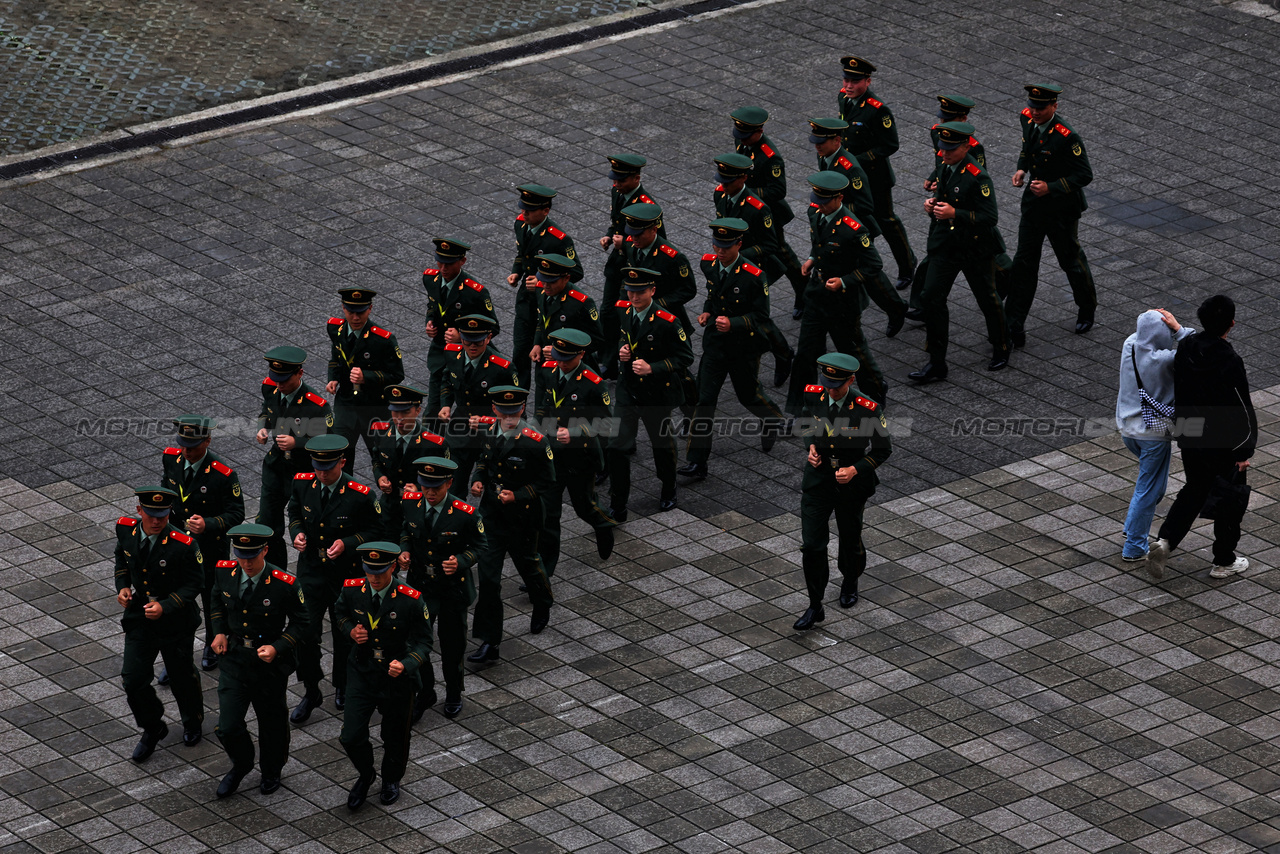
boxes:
[229,635,259,648]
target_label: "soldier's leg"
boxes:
[256,465,287,569]
[251,668,291,776]
[606,405,640,513]
[509,509,553,609]
[426,347,446,424]
[447,447,479,499]
[776,230,807,309]
[357,408,380,474]
[729,355,786,427]
[785,306,828,416]
[828,319,887,406]
[908,257,930,312]
[512,301,536,389]
[565,472,617,531]
[1004,213,1048,337]
[539,480,568,578]
[338,674,377,777]
[799,485,835,605]
[640,406,679,503]
[295,582,332,693]
[871,177,917,280]
[376,694,415,784]
[330,598,354,693]
[215,663,256,773]
[471,534,506,645]
[961,256,1009,353]
[200,565,216,651]
[158,635,204,732]
[920,255,960,367]
[686,350,729,466]
[332,403,360,475]
[121,631,165,731]
[437,604,467,699]
[833,492,870,591]
[757,317,794,386]
[1045,216,1097,316]
[601,263,623,378]
[863,269,908,324]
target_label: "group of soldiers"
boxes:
[111,55,1097,810]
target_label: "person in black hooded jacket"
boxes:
[1147,295,1256,580]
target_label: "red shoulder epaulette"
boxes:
[837,156,855,170]
[295,472,316,480]
[760,143,776,157]
[615,299,631,308]
[542,360,559,370]
[516,212,525,222]
[346,481,371,495]
[489,355,511,368]
[271,568,297,584]
[1054,123,1070,136]
[809,202,819,209]
[370,325,391,339]
[464,278,483,291]
[568,290,587,302]
[163,447,181,457]
[211,460,233,476]
[328,317,343,326]
[746,195,764,209]
[638,194,654,204]
[344,577,364,588]
[841,216,862,230]
[655,309,676,323]
[1021,107,1033,118]
[702,253,716,261]
[371,421,390,431]
[930,123,941,130]
[476,415,496,425]
[547,225,566,240]
[965,163,981,176]
[445,343,463,352]
[262,377,278,388]
[403,490,423,500]
[420,430,444,444]
[583,369,603,384]
[969,136,979,147]
[304,392,327,406]
[521,427,544,441]
[855,396,879,412]
[423,268,439,276]
[805,384,825,394]
[742,262,762,276]
[866,97,883,109]
[170,531,193,546]
[216,559,237,568]
[659,244,677,257]
[715,183,725,192]
[396,584,421,599]
[118,516,138,527]
[452,499,475,514]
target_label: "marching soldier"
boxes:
[793,354,891,630]
[837,55,918,289]
[530,253,604,376]
[606,268,694,519]
[678,219,787,481]
[326,287,405,473]
[369,383,449,538]
[534,328,617,573]
[399,457,485,721]
[208,523,309,798]
[286,435,383,724]
[598,154,661,379]
[161,414,244,675]
[335,543,431,810]
[909,122,1010,383]
[114,487,204,762]
[438,314,519,495]
[1005,83,1097,345]
[786,172,892,415]
[468,387,556,663]
[423,238,499,418]
[507,184,583,387]
[809,118,881,241]
[255,346,333,568]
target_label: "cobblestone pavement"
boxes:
[2,0,1280,850]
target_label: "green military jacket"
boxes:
[161,447,245,559]
[423,269,498,367]
[1016,110,1092,215]
[613,301,694,408]
[439,345,520,448]
[399,494,484,604]
[927,155,1000,258]
[258,378,334,476]
[622,238,697,328]
[210,560,309,674]
[736,133,795,226]
[838,90,899,185]
[534,361,611,471]
[798,384,892,495]
[511,214,583,306]
[326,317,405,408]
[335,578,432,695]
[608,185,663,240]
[534,287,604,358]
[698,253,772,355]
[114,518,202,636]
[368,422,450,536]
[927,124,987,179]
[806,204,885,313]
[473,420,557,517]
[817,146,881,237]
[713,186,783,278]
[286,475,383,587]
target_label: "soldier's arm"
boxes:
[864,105,899,162]
[439,363,458,409]
[275,582,310,655]
[399,600,434,674]
[956,177,999,228]
[1016,119,1032,172]
[757,148,787,205]
[334,589,357,638]
[562,236,585,283]
[664,254,698,308]
[369,439,388,483]
[209,565,231,636]
[531,440,556,498]
[837,234,886,293]
[344,492,382,553]
[210,471,245,534]
[257,384,274,430]
[286,483,305,538]
[658,323,695,374]
[860,414,893,472]
[459,514,485,570]
[584,303,605,359]
[729,274,770,333]
[1050,132,1092,193]
[165,542,203,615]
[114,530,132,593]
[327,329,342,384]
[363,336,405,389]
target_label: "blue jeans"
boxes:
[1122,436,1172,558]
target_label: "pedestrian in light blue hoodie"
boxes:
[1115,308,1193,561]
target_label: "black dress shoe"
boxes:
[773,354,793,387]
[518,583,529,592]
[443,693,463,719]
[839,585,860,608]
[290,691,322,725]
[131,723,168,762]
[260,774,281,795]
[347,771,376,811]
[908,362,948,383]
[987,349,1010,371]
[530,604,550,635]
[761,428,777,454]
[607,506,628,523]
[334,688,345,711]
[596,526,614,560]
[677,461,707,480]
[1010,329,1026,349]
[659,496,677,512]
[895,273,913,291]
[905,307,925,322]
[793,604,825,631]
[156,667,170,687]
[201,645,219,671]
[791,306,804,320]
[885,313,905,339]
[594,470,608,486]
[412,687,437,724]
[467,642,500,663]
[379,781,401,806]
[183,727,202,747]
[216,767,249,799]
[1075,312,1094,334]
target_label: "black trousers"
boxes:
[786,305,886,415]
[687,348,784,464]
[919,253,1007,365]
[607,404,678,510]
[800,477,870,604]
[869,173,916,279]
[296,579,352,692]
[215,650,290,775]
[121,628,204,732]
[1157,449,1245,566]
[340,668,414,784]
[1005,211,1095,335]
[541,468,616,577]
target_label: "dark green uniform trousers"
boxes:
[512,300,537,389]
[256,464,291,569]
[920,254,1008,365]
[607,405,678,510]
[687,350,785,464]
[540,467,616,577]
[420,599,468,698]
[332,403,378,475]
[297,579,353,692]
[786,306,886,415]
[472,509,553,645]
[215,649,290,775]
[446,446,483,500]
[1005,213,1096,336]
[869,175,917,279]
[122,628,204,732]
[800,479,869,605]
[339,669,414,784]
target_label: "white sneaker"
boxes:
[1147,539,1170,580]
[1209,557,1249,579]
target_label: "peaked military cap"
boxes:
[808,170,850,204]
[730,105,769,139]
[1025,83,1062,106]
[936,94,975,119]
[817,352,861,383]
[713,152,754,180]
[840,55,876,80]
[709,217,749,247]
[808,117,848,144]
[457,313,498,341]
[358,541,399,573]
[621,202,663,235]
[339,287,375,308]
[385,383,426,411]
[414,456,457,487]
[621,266,660,290]
[173,414,214,448]
[489,385,529,414]
[306,434,348,470]
[135,486,177,517]
[263,345,306,374]
[936,121,976,150]
[432,237,470,261]
[549,327,591,355]
[607,154,646,180]
[517,183,556,210]
[228,523,273,558]
[535,253,576,282]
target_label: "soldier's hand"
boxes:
[293,533,307,551]
[470,481,484,497]
[523,275,540,291]
[714,316,730,332]
[1029,179,1049,197]
[256,428,270,445]
[824,278,843,291]
[426,320,438,336]
[1012,170,1026,188]
[598,236,611,251]
[143,601,163,620]
[444,327,460,344]
[349,367,364,385]
[507,273,519,286]
[924,197,937,214]
[499,489,515,504]
[258,644,277,663]
[697,312,710,327]
[529,345,542,362]
[378,476,393,494]
[397,551,411,570]
[117,588,132,608]
[468,415,481,430]
[388,660,405,677]
[800,259,814,277]
[557,427,571,444]
[442,556,459,574]
[351,625,368,644]
[933,202,955,220]
[326,540,345,559]
[923,179,937,191]
[808,444,822,468]
[275,434,296,452]
[186,514,206,535]
[438,406,451,421]
[619,344,631,363]
[212,634,228,655]
[631,359,652,376]
[835,465,858,484]
[612,234,625,250]
[326,380,340,394]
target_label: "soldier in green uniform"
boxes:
[161,414,244,675]
[1005,83,1096,346]
[837,56,918,289]
[467,387,557,662]
[598,154,662,380]
[286,435,384,724]
[326,287,405,473]
[606,268,695,519]
[423,238,499,418]
[908,122,1011,382]
[731,106,807,316]
[335,543,431,809]
[256,346,334,568]
[507,184,584,388]
[530,253,604,376]
[786,172,893,415]
[678,219,787,481]
[208,523,309,798]
[438,314,519,495]
[398,457,485,721]
[534,328,617,573]
[793,354,892,630]
[114,487,205,761]
[369,383,449,539]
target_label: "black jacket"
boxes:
[1173,332,1256,459]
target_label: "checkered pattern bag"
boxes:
[1132,357,1174,433]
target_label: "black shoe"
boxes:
[773,355,793,387]
[988,349,1010,372]
[677,416,690,437]
[908,362,948,383]
[443,693,463,719]
[1075,311,1094,334]
[885,313,905,339]
[334,688,345,711]
[518,583,529,592]
[468,642,500,663]
[412,687,437,724]
[290,691,322,725]
[347,771,376,811]
[659,496,677,512]
[531,605,550,635]
[607,506,628,523]
[201,645,218,671]
[594,470,608,486]
[839,584,860,608]
[677,461,707,481]
[596,526,615,560]
[131,723,168,763]
[156,667,170,687]
[379,781,401,806]
[260,774,281,795]
[793,605,825,631]
[791,305,804,320]
[1011,329,1026,349]
[905,307,925,322]
[762,427,778,454]
[216,768,249,799]
[895,273,913,291]
[183,727,202,747]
